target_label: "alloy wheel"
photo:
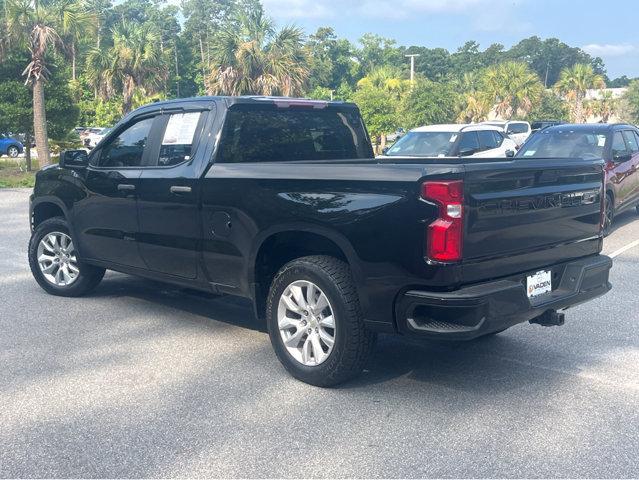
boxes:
[36,232,80,287]
[277,280,336,366]
[8,146,19,158]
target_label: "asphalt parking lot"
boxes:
[1,188,637,478]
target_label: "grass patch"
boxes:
[0,160,36,188]
[0,156,59,188]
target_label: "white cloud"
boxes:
[582,43,637,57]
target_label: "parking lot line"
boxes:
[609,239,639,258]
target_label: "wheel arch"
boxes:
[31,197,70,231]
[249,225,366,321]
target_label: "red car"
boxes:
[517,123,639,234]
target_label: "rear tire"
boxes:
[7,146,19,158]
[266,255,376,387]
[28,217,105,297]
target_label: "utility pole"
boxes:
[405,54,420,84]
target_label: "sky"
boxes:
[260,0,639,79]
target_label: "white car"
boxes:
[481,120,531,147]
[82,127,111,149]
[380,124,519,159]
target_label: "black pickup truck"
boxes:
[29,96,612,386]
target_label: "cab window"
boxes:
[622,130,639,153]
[157,112,204,166]
[478,130,498,150]
[611,131,628,160]
[95,117,155,168]
[458,132,480,155]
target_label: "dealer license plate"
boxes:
[526,270,552,298]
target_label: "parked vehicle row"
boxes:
[29,96,612,386]
[381,124,518,158]
[77,127,111,149]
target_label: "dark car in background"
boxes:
[0,134,24,158]
[516,123,639,234]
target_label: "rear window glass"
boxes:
[218,105,372,163]
[386,131,457,157]
[508,123,529,134]
[517,130,607,159]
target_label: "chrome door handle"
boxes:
[117,184,135,191]
[170,186,192,194]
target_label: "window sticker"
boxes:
[162,112,201,145]
[597,135,606,147]
[523,150,536,156]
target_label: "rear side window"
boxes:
[611,132,627,156]
[477,130,498,150]
[97,117,154,168]
[458,132,480,154]
[218,105,373,163]
[157,112,204,166]
[622,130,639,153]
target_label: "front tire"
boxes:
[28,217,105,297]
[603,194,614,237]
[7,146,19,158]
[266,256,376,387]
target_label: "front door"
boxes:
[609,130,638,209]
[75,115,158,268]
[136,110,210,279]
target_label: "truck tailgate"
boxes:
[462,158,604,280]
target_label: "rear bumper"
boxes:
[395,254,612,340]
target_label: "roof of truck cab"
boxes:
[132,95,356,110]
[541,123,634,133]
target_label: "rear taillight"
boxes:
[421,180,464,262]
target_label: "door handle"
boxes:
[170,186,192,194]
[117,184,135,191]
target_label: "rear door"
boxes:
[136,107,212,279]
[608,130,637,209]
[462,158,604,282]
[475,130,506,157]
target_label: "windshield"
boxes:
[517,130,607,159]
[385,131,457,157]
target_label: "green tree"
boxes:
[507,36,605,87]
[588,90,618,123]
[622,80,639,124]
[86,20,166,113]
[4,0,69,167]
[527,90,569,121]
[402,46,452,81]
[356,33,403,76]
[555,63,606,122]
[207,9,308,96]
[0,80,34,168]
[482,61,544,119]
[400,79,459,129]
[352,85,397,150]
[306,27,357,89]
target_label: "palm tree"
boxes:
[589,90,618,123]
[57,0,96,81]
[5,0,66,167]
[555,64,606,123]
[86,21,165,114]
[357,66,409,99]
[482,61,543,119]
[207,10,309,96]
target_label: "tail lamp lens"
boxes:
[421,180,464,262]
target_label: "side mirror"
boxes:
[382,146,390,155]
[459,147,476,157]
[505,149,515,158]
[613,152,632,163]
[59,149,89,169]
